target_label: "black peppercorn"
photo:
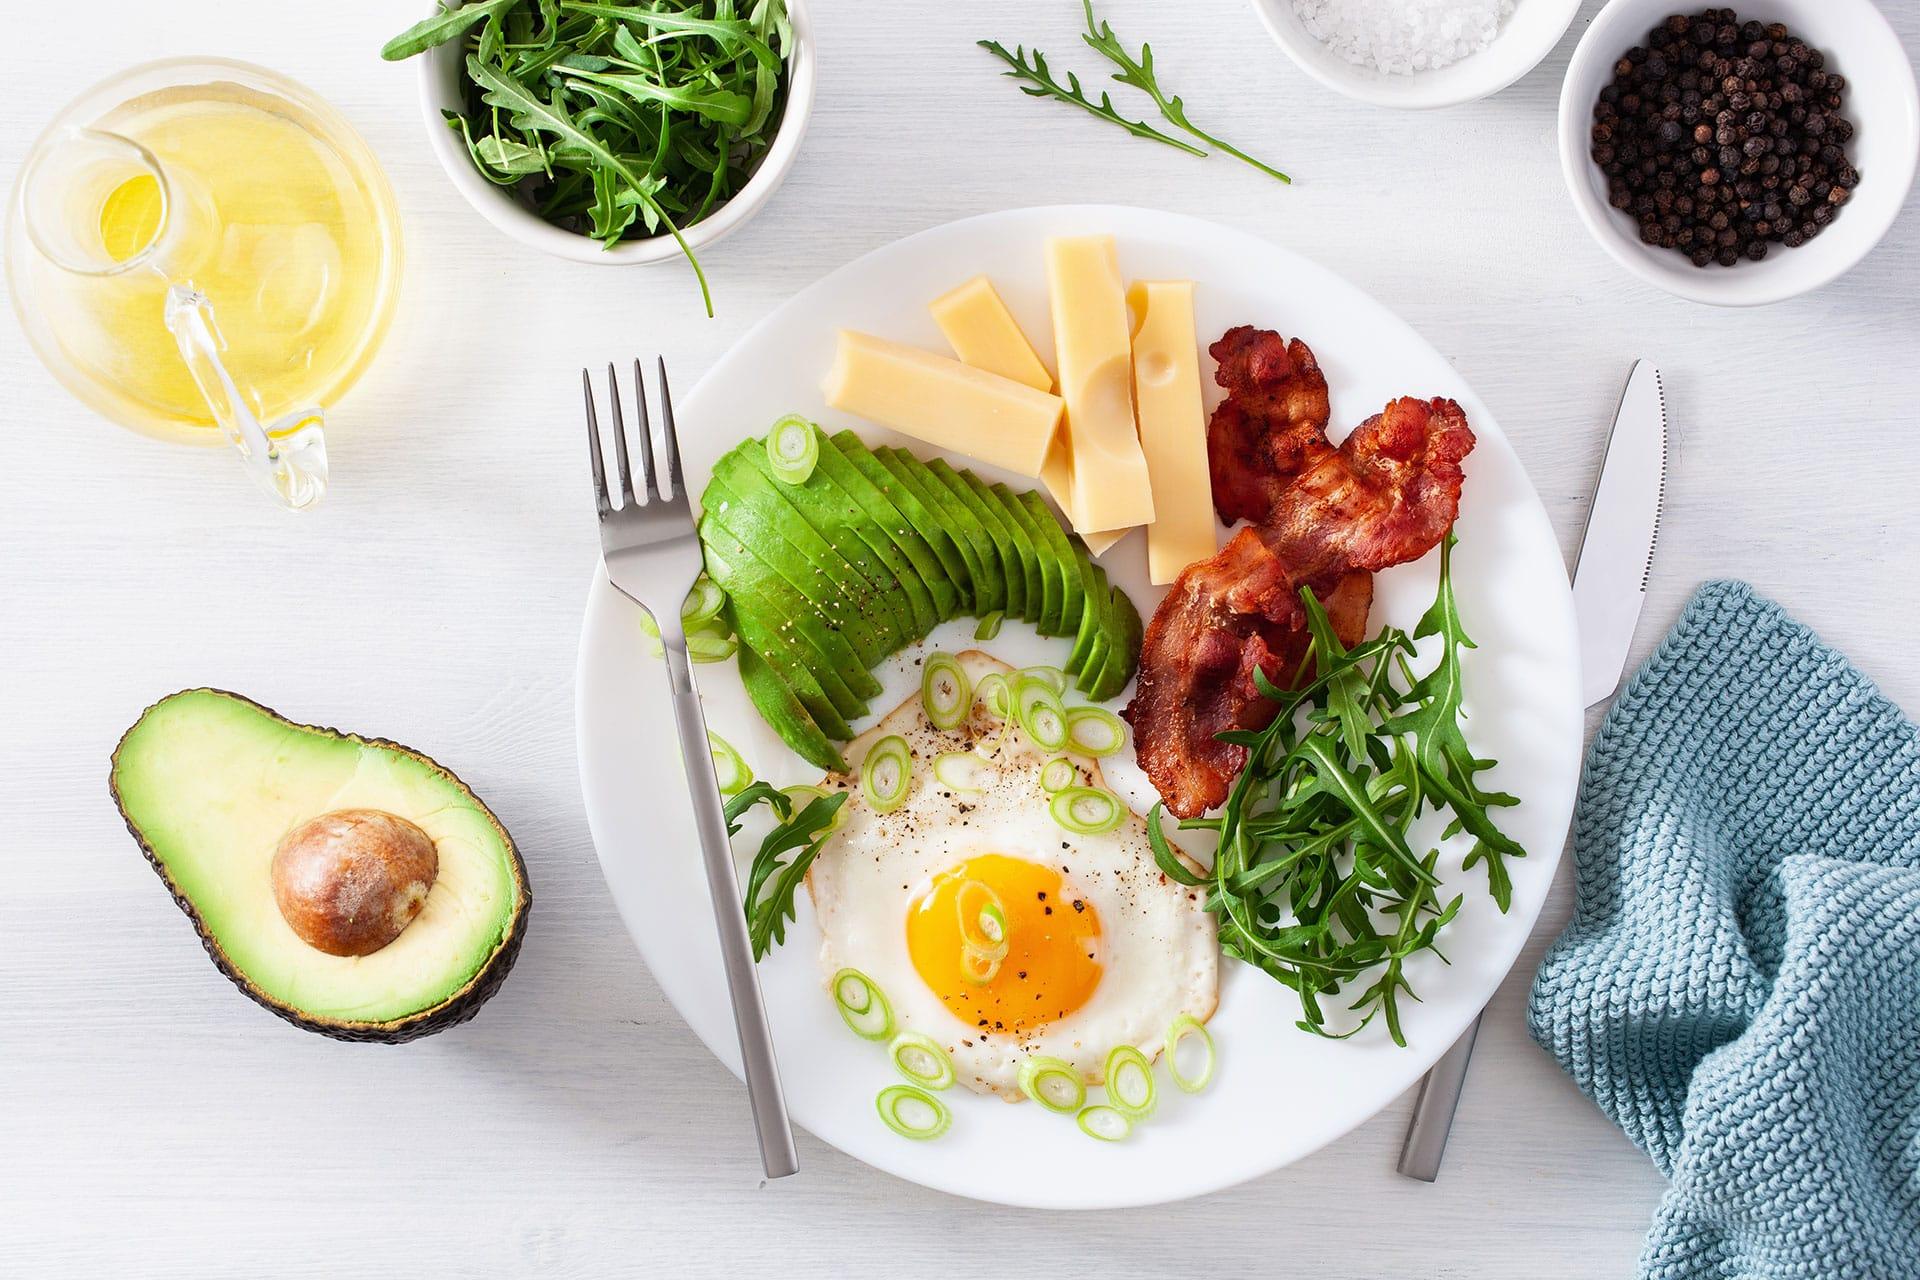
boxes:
[1590,7,1856,268]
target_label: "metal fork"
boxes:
[582,358,799,1181]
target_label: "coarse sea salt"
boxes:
[1292,0,1517,75]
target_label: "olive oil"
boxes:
[12,66,401,447]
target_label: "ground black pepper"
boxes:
[1592,8,1856,268]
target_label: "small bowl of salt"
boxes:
[1249,0,1583,108]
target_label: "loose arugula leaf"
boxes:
[743,791,849,958]
[382,0,519,61]
[1078,1,1291,184]
[975,41,1208,157]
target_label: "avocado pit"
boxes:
[271,809,438,957]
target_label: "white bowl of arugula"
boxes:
[386,0,814,312]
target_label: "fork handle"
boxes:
[663,641,800,1180]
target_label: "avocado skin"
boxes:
[108,689,531,1045]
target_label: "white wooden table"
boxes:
[4,2,1916,1274]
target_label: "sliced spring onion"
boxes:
[765,414,820,484]
[1038,756,1078,794]
[1167,1014,1216,1094]
[974,672,1012,720]
[973,610,1005,641]
[707,731,751,795]
[1049,786,1124,836]
[1015,676,1069,752]
[888,1032,957,1091]
[1076,1104,1133,1142]
[681,575,726,628]
[955,880,1009,959]
[1065,706,1127,758]
[685,630,739,663]
[921,652,971,731]
[782,784,848,833]
[861,735,912,814]
[932,751,990,795]
[1018,1055,1087,1114]
[832,968,894,1041]
[959,943,1002,986]
[1019,665,1068,694]
[875,1084,951,1141]
[1104,1045,1157,1119]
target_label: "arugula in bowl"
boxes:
[383,0,796,313]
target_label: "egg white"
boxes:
[806,652,1219,1099]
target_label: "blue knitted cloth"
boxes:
[1529,581,1920,1280]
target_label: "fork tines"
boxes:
[581,357,685,516]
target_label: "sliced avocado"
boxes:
[831,430,972,610]
[110,690,530,1043]
[736,638,847,773]
[1022,491,1087,639]
[988,482,1059,635]
[1069,552,1113,684]
[726,444,921,644]
[699,511,877,711]
[927,458,1026,621]
[725,600,857,739]
[711,451,914,650]
[875,445,990,614]
[960,468,1042,626]
[702,473,894,675]
[808,435,956,625]
[1088,583,1145,702]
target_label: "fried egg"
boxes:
[807,652,1218,1099]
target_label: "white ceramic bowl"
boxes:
[1560,0,1919,306]
[1249,0,1582,109]
[417,0,814,265]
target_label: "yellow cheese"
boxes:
[821,330,1063,477]
[1079,526,1131,556]
[929,277,1054,393]
[1046,236,1155,532]
[1127,280,1217,584]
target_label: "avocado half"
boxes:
[110,690,531,1044]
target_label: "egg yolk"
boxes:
[906,854,1102,1037]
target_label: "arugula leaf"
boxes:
[381,0,518,61]
[975,41,1207,157]
[742,792,848,958]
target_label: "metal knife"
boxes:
[1396,360,1667,1182]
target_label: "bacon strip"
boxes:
[1206,327,1333,527]
[1127,330,1475,819]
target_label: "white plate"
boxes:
[575,205,1582,1208]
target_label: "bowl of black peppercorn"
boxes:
[1560,0,1918,305]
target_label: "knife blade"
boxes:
[1572,361,1668,707]
[1397,360,1668,1183]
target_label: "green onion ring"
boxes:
[1065,706,1127,757]
[875,1084,950,1140]
[1019,665,1068,694]
[782,784,848,834]
[921,652,971,731]
[1015,676,1069,752]
[1038,756,1078,794]
[959,942,1003,986]
[888,1032,957,1091]
[974,672,1012,721]
[680,576,726,628]
[1049,786,1124,836]
[707,731,751,795]
[954,880,1010,960]
[861,735,912,813]
[932,751,989,795]
[685,630,738,663]
[973,610,1005,641]
[1018,1055,1086,1113]
[765,414,820,484]
[1075,1104,1133,1142]
[831,968,894,1041]
[1167,1014,1216,1093]
[1104,1044,1157,1119]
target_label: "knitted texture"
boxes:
[1529,581,1920,1280]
